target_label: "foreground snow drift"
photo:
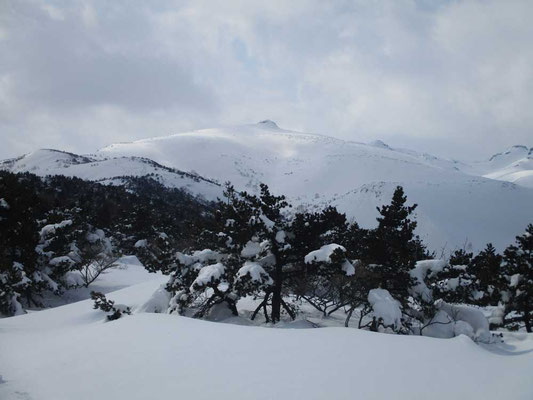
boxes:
[1,281,532,400]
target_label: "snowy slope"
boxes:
[329,180,533,252]
[477,146,533,188]
[98,121,533,251]
[1,279,532,400]
[475,145,532,174]
[0,149,223,201]
[99,121,471,200]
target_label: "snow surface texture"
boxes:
[1,278,532,400]
[2,123,532,250]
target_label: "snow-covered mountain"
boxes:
[471,145,533,188]
[0,148,223,201]
[2,122,532,251]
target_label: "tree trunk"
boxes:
[525,306,532,333]
[345,306,355,327]
[271,264,283,323]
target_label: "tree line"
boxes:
[137,182,532,334]
[0,171,212,315]
[1,171,531,335]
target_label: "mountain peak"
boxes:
[368,140,391,150]
[257,120,280,129]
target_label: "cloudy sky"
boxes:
[1,0,532,160]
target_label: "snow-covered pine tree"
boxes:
[467,243,505,306]
[363,186,423,308]
[429,248,475,305]
[449,248,473,266]
[287,206,362,317]
[135,232,177,274]
[1,170,212,315]
[503,224,533,332]
[0,173,41,315]
[301,244,356,316]
[37,213,119,290]
[163,183,289,321]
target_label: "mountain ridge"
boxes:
[2,122,532,252]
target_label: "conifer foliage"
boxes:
[363,186,426,308]
[2,170,532,336]
[0,171,213,316]
[503,224,533,332]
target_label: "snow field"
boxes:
[1,274,532,400]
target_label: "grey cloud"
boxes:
[0,0,532,160]
[1,1,215,113]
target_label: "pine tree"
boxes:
[163,183,294,322]
[503,224,533,332]
[468,243,504,306]
[0,171,213,315]
[363,186,422,307]
[450,248,473,266]
[0,173,41,314]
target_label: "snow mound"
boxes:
[241,240,263,258]
[39,219,72,238]
[435,300,491,343]
[368,288,403,329]
[305,244,346,264]
[191,263,225,290]
[236,261,272,284]
[177,249,222,266]
[138,285,172,314]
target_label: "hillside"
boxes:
[0,149,223,202]
[477,146,533,188]
[98,122,533,251]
